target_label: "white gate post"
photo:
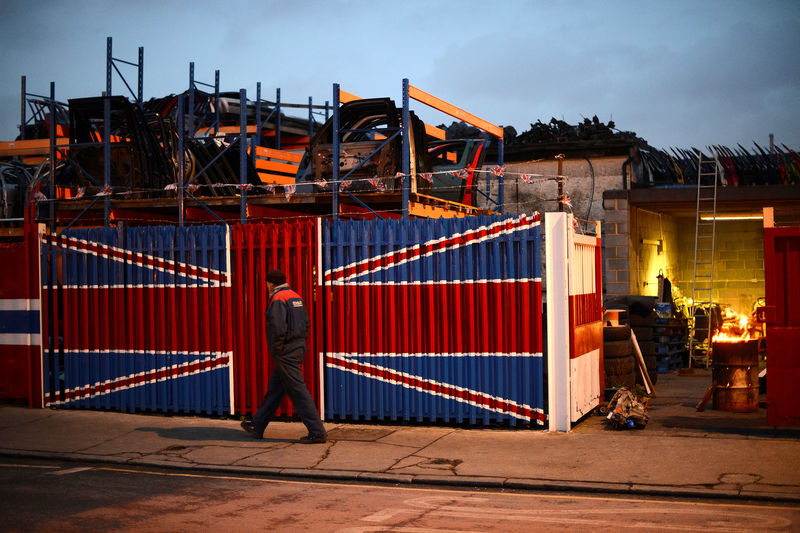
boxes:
[545,212,571,432]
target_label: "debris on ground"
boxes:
[603,388,650,430]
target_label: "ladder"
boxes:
[688,151,720,368]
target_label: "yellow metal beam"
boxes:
[0,138,69,157]
[408,85,503,139]
[338,88,447,140]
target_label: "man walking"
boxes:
[241,269,327,444]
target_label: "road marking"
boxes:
[97,466,800,512]
[49,467,93,476]
[0,463,60,469]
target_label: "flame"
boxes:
[712,313,758,343]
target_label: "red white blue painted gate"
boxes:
[40,226,234,414]
[322,214,545,426]
[545,213,603,431]
[567,219,603,422]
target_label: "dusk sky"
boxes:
[1,0,798,150]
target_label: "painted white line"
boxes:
[48,467,93,476]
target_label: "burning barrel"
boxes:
[712,339,760,412]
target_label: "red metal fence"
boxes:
[0,232,40,403]
[763,220,800,426]
[229,219,320,417]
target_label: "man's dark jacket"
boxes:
[266,284,310,356]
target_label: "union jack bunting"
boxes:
[75,187,86,199]
[560,193,573,208]
[368,177,386,191]
[315,179,328,190]
[490,165,506,177]
[284,183,297,199]
[421,173,434,183]
[239,183,253,192]
[186,184,199,193]
[33,191,47,201]
[340,179,352,190]
[265,183,275,193]
[520,173,533,184]
[451,169,469,179]
[164,183,177,191]
[96,186,113,196]
[395,172,406,184]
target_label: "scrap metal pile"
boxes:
[638,144,800,186]
[505,115,641,145]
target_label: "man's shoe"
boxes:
[241,421,262,439]
[298,433,327,444]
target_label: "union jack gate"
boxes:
[322,214,545,426]
[40,226,233,414]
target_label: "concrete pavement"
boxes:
[1,371,799,502]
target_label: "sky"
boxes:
[1,0,798,150]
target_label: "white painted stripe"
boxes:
[0,299,40,311]
[54,349,231,357]
[49,467,93,476]
[329,351,543,359]
[48,283,221,290]
[331,278,542,286]
[0,333,41,345]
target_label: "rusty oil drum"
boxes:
[712,340,760,412]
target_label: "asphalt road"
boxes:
[2,458,799,532]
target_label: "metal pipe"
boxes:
[178,96,185,227]
[137,46,143,109]
[106,37,112,97]
[556,154,564,212]
[214,70,220,136]
[332,84,340,220]
[188,62,195,139]
[401,78,410,219]
[275,88,281,150]
[255,82,262,149]
[20,76,25,140]
[308,96,313,142]
[498,128,504,213]
[49,82,56,233]
[239,88,247,224]
[103,93,111,227]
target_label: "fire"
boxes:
[712,313,757,343]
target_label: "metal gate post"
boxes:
[545,211,571,431]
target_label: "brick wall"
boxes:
[673,219,764,315]
[602,191,632,298]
